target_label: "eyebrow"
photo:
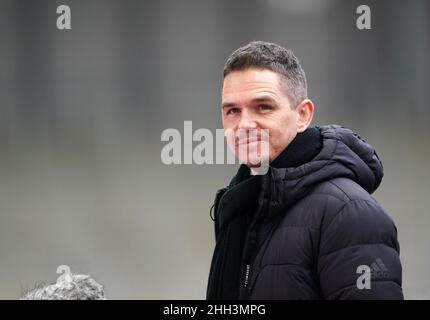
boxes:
[221,101,235,109]
[253,96,277,104]
[221,96,277,109]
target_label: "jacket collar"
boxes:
[271,126,322,169]
[266,125,384,217]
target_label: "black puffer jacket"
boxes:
[210,125,403,300]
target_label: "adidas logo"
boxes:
[369,258,390,279]
[356,258,390,290]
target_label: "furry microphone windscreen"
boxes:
[20,274,106,300]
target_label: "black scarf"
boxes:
[206,127,322,299]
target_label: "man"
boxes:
[206,41,403,299]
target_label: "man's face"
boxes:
[221,68,300,166]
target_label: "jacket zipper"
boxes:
[243,264,251,288]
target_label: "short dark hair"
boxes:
[223,41,307,108]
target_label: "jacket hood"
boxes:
[266,124,384,215]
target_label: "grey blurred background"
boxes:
[0,0,429,299]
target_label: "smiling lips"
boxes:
[229,129,270,147]
[235,136,262,146]
[236,139,260,145]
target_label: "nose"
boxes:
[237,110,257,130]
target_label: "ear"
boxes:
[296,99,314,133]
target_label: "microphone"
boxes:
[20,266,106,300]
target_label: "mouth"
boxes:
[235,138,261,146]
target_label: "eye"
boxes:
[257,104,272,111]
[226,108,240,115]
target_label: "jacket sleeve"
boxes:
[317,199,404,299]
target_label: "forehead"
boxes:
[222,68,284,102]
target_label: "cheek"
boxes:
[267,120,295,151]
[222,115,234,129]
